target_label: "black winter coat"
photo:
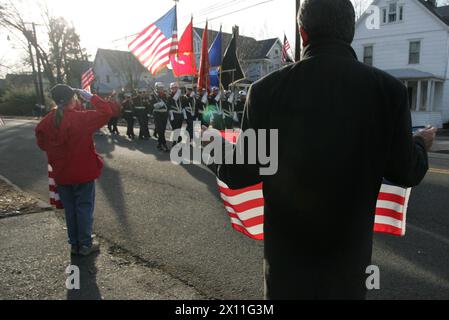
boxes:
[215,39,429,300]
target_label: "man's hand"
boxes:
[76,89,93,102]
[414,126,437,151]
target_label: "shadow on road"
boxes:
[67,253,102,300]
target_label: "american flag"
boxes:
[282,34,293,64]
[48,164,63,209]
[217,131,412,240]
[128,6,178,75]
[81,68,95,91]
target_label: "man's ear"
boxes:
[300,26,309,47]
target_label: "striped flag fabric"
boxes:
[48,164,63,209]
[216,131,411,240]
[374,180,411,236]
[128,6,178,75]
[81,68,95,91]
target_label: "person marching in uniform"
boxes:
[134,90,150,140]
[151,82,170,152]
[222,90,235,130]
[107,91,122,135]
[234,90,247,127]
[168,82,184,147]
[206,87,225,130]
[142,91,153,139]
[181,87,196,142]
[196,88,207,127]
[122,93,135,140]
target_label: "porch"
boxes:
[386,69,445,128]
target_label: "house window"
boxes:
[388,3,397,23]
[363,45,373,66]
[409,41,421,64]
[382,2,404,24]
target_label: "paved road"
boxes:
[1,119,448,299]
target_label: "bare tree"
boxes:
[0,0,89,86]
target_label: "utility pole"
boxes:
[32,23,45,106]
[295,0,301,62]
[25,30,40,106]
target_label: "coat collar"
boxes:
[302,38,358,61]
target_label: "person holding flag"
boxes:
[168,82,184,147]
[209,0,435,299]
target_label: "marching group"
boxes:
[106,82,248,152]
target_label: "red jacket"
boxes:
[35,96,112,185]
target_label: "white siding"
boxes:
[353,0,449,77]
[353,0,449,127]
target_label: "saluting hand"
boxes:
[76,89,94,102]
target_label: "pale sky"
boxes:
[1,0,362,77]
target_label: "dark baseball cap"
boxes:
[50,84,75,107]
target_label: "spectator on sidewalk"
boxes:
[35,84,112,257]
[212,0,436,299]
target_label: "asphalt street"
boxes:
[0,119,448,299]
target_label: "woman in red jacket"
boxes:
[36,85,112,256]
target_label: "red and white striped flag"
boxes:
[128,6,178,75]
[81,68,95,92]
[48,164,63,209]
[217,131,411,240]
[218,179,411,240]
[282,34,293,64]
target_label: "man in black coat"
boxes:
[213,0,436,300]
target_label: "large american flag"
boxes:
[128,6,178,75]
[81,68,95,91]
[217,131,411,240]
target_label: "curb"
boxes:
[0,174,53,212]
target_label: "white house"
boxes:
[92,49,175,94]
[353,0,449,128]
[193,27,284,83]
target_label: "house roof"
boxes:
[417,0,449,26]
[95,48,146,75]
[385,68,442,80]
[193,28,280,61]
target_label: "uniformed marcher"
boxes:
[122,93,135,140]
[222,90,235,129]
[196,88,208,126]
[204,87,224,130]
[168,82,184,147]
[107,92,121,135]
[234,90,246,127]
[151,82,169,152]
[212,0,436,300]
[134,90,150,140]
[182,87,196,141]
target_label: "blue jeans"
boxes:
[57,181,96,247]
